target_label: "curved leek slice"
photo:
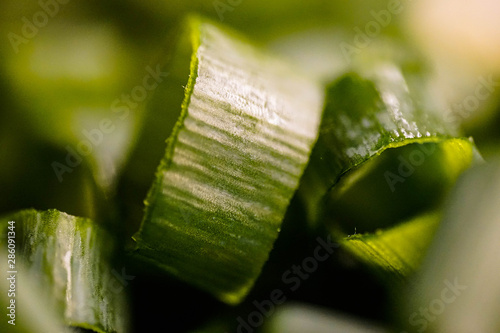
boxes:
[132,17,324,305]
[298,63,479,280]
[0,209,129,333]
[299,64,478,232]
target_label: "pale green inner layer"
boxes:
[342,211,442,280]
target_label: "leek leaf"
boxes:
[298,63,479,281]
[132,17,324,305]
[0,209,129,333]
[299,64,478,232]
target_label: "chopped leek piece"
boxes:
[132,17,324,304]
[0,209,129,333]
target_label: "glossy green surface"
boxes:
[300,66,477,231]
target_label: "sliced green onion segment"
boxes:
[0,209,128,333]
[299,65,478,233]
[298,63,480,279]
[132,17,324,304]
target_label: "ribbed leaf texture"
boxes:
[132,17,324,304]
